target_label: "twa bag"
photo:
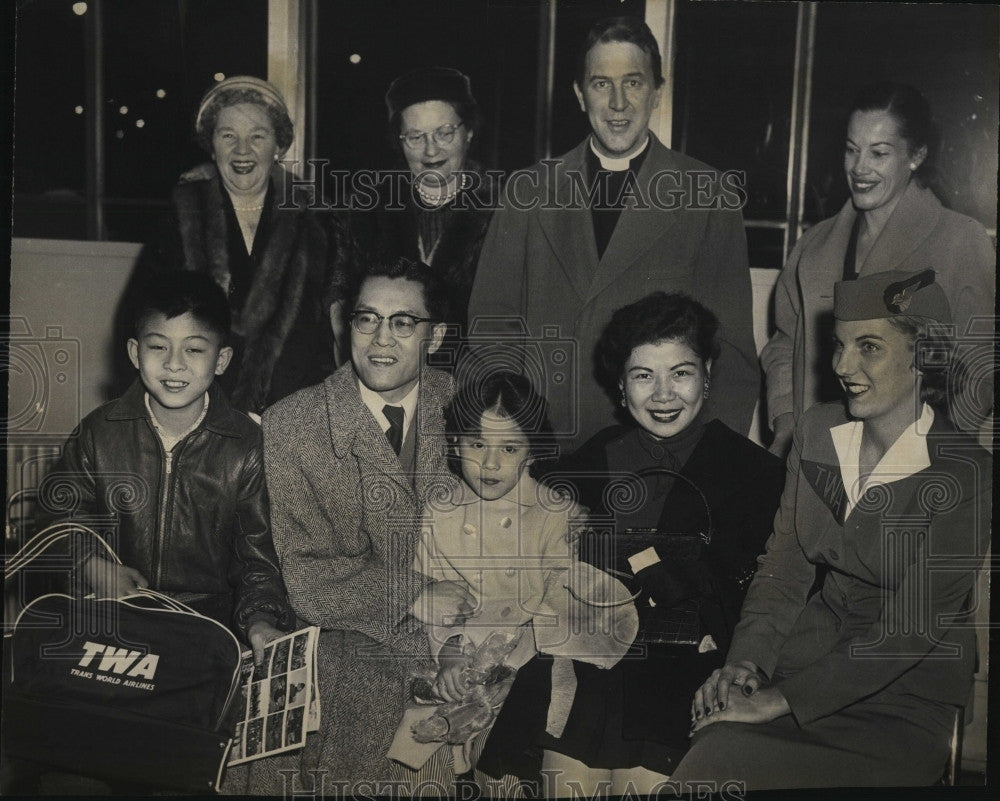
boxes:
[4,525,243,792]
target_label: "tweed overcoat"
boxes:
[227,364,454,792]
[673,402,992,788]
[468,135,759,451]
[760,181,995,429]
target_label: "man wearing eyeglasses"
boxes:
[244,257,476,790]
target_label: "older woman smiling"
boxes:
[124,76,340,414]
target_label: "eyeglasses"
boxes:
[399,122,464,150]
[349,310,437,338]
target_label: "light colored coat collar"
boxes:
[815,180,945,281]
[831,403,934,518]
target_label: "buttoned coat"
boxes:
[468,135,759,451]
[760,181,995,428]
[228,364,454,792]
[674,402,992,788]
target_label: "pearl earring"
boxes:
[703,379,711,399]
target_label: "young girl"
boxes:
[388,372,638,790]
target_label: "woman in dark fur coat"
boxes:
[119,75,341,414]
[329,67,497,364]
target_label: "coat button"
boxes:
[505,567,516,577]
[501,606,512,618]
[500,517,512,528]
[829,549,839,561]
[462,524,477,536]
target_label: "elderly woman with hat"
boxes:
[669,270,991,789]
[329,66,496,361]
[125,75,340,413]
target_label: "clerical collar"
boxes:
[589,135,650,171]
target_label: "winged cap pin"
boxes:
[883,269,935,314]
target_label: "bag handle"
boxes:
[5,527,206,618]
[4,522,121,580]
[619,466,713,543]
[123,587,201,615]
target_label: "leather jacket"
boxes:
[37,380,296,638]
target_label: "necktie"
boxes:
[383,405,404,455]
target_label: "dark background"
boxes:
[11,0,998,268]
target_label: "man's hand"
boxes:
[247,620,286,667]
[768,412,794,458]
[690,686,790,733]
[413,580,477,627]
[80,556,149,598]
[691,660,764,721]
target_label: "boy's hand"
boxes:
[247,620,285,667]
[81,556,149,598]
[413,580,476,627]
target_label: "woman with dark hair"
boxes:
[122,76,340,414]
[479,292,785,795]
[329,67,497,362]
[762,82,994,455]
[673,270,991,789]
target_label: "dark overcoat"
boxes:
[468,135,760,451]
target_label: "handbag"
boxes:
[577,468,713,647]
[3,524,243,792]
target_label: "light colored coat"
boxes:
[761,181,995,428]
[468,135,759,451]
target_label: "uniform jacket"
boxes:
[468,135,759,450]
[761,181,996,427]
[729,402,992,726]
[37,380,296,638]
[127,164,338,414]
[261,363,455,656]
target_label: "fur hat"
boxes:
[834,269,951,323]
[385,67,476,120]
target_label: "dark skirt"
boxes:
[480,643,725,780]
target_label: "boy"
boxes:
[38,272,295,662]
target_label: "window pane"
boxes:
[806,3,998,229]
[671,0,798,224]
[13,0,88,239]
[102,0,268,242]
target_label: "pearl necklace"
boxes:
[233,204,265,211]
[416,173,470,206]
